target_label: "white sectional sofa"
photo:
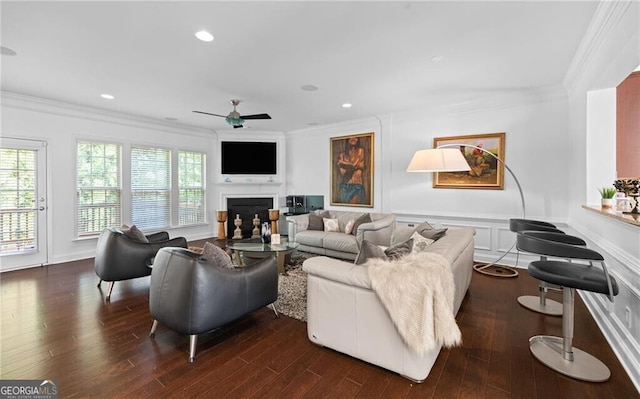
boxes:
[302,225,475,382]
[286,210,396,261]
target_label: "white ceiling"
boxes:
[1,1,598,132]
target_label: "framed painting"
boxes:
[433,132,506,189]
[330,132,374,207]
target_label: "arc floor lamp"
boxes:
[407,144,525,278]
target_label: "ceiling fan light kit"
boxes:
[193,99,271,129]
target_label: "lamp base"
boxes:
[473,263,518,278]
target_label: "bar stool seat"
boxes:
[517,231,618,382]
[510,218,575,316]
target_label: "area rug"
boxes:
[273,250,316,322]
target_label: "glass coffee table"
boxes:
[227,238,299,274]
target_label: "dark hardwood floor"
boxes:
[1,243,638,398]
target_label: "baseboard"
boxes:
[580,291,640,394]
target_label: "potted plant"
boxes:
[598,187,617,209]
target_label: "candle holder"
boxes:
[269,209,280,235]
[216,210,228,240]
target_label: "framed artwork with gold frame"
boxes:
[330,132,374,207]
[433,132,506,189]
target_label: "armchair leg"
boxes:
[97,279,102,287]
[269,303,280,318]
[106,281,115,301]
[188,335,198,363]
[149,320,158,338]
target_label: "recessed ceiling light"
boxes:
[342,103,352,108]
[195,30,214,42]
[0,46,17,56]
[430,55,444,63]
[100,94,115,100]
[301,84,318,91]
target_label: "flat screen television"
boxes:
[221,141,277,175]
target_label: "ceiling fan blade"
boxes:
[239,113,271,120]
[192,110,227,118]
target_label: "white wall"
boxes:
[287,88,572,265]
[564,1,640,390]
[1,93,219,265]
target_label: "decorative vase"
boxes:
[268,209,280,234]
[601,198,615,209]
[216,210,228,240]
[232,214,243,240]
[252,214,261,238]
[261,222,271,244]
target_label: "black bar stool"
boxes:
[516,230,618,382]
[510,219,583,316]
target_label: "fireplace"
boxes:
[226,197,274,239]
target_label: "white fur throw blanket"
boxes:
[366,252,461,355]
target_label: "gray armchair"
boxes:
[148,247,279,363]
[94,227,187,301]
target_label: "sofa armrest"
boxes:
[286,213,311,240]
[356,214,396,246]
[302,256,372,290]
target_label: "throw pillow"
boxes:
[201,242,234,269]
[384,238,414,260]
[410,231,435,252]
[420,228,448,241]
[344,219,355,235]
[351,213,372,236]
[120,224,149,243]
[354,240,387,265]
[308,211,330,231]
[354,238,414,265]
[323,218,340,232]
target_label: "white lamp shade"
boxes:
[406,148,471,172]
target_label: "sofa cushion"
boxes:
[419,226,448,241]
[333,212,364,232]
[385,238,413,260]
[392,221,445,245]
[354,238,413,265]
[411,231,435,252]
[201,242,234,269]
[323,218,340,232]
[344,219,356,234]
[351,213,372,235]
[121,224,149,243]
[323,232,359,254]
[308,213,324,231]
[295,230,327,247]
[354,240,387,265]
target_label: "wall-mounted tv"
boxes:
[221,141,277,175]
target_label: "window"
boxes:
[178,151,206,225]
[76,141,121,236]
[131,146,170,229]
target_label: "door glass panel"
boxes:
[0,148,37,254]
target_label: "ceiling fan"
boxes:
[193,99,271,128]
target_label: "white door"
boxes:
[0,138,48,271]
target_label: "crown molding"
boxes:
[1,91,215,138]
[563,0,635,92]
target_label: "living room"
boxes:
[1,1,639,396]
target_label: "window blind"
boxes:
[131,146,170,229]
[76,141,121,236]
[178,151,205,225]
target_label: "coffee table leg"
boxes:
[276,252,285,274]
